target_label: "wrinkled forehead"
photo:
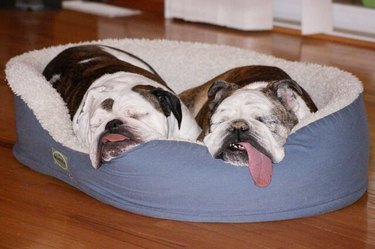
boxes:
[95,72,166,92]
[88,72,168,107]
[88,86,144,111]
[218,88,274,110]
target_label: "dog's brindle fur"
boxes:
[43,45,172,119]
[179,65,317,139]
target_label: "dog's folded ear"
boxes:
[132,85,183,129]
[208,80,239,111]
[269,79,303,113]
[267,79,317,119]
[151,88,183,129]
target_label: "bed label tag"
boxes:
[52,148,69,171]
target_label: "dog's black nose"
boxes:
[228,120,249,140]
[228,120,249,133]
[105,119,123,131]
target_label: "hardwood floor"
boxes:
[1,6,374,249]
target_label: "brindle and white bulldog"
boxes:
[179,65,317,187]
[43,44,201,168]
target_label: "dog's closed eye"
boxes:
[128,112,149,120]
[255,116,264,123]
[256,116,278,131]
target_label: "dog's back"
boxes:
[43,45,168,119]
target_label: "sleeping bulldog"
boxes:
[179,65,317,187]
[43,44,201,168]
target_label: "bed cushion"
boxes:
[6,39,369,222]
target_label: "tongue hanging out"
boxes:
[101,133,128,143]
[238,142,273,187]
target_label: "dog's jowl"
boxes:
[43,45,201,168]
[180,65,317,187]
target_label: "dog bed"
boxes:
[6,39,369,222]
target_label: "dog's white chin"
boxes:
[269,149,284,163]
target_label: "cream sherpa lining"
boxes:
[5,39,363,153]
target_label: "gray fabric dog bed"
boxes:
[6,39,369,222]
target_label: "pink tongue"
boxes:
[102,134,128,143]
[239,142,273,187]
